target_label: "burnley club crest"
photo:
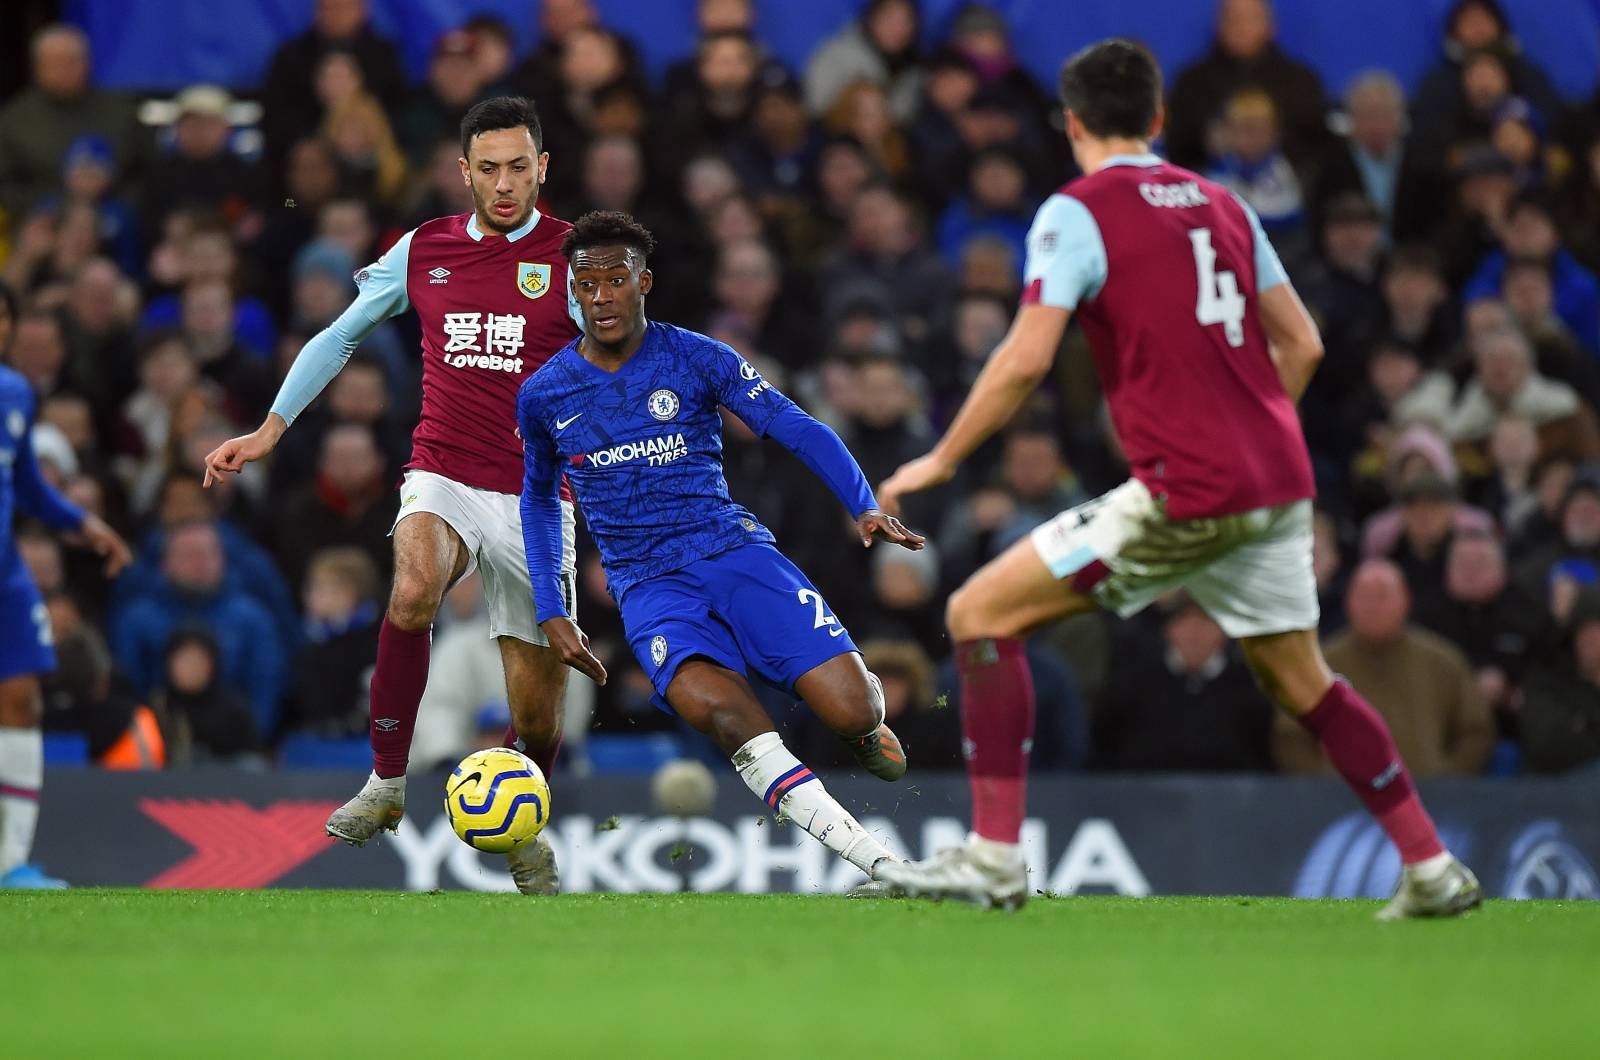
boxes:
[517,262,551,300]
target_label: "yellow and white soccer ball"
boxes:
[443,747,551,853]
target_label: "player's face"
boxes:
[570,245,653,348]
[460,127,548,233]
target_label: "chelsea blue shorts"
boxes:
[0,549,54,682]
[618,543,859,713]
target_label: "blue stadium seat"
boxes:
[42,732,89,766]
[277,734,373,770]
[584,734,686,775]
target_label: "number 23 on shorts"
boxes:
[798,588,846,637]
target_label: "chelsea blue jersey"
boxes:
[518,322,791,613]
[1,365,84,560]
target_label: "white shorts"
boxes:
[1028,479,1318,639]
[394,470,577,645]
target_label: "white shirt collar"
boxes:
[1100,153,1164,169]
[466,208,542,243]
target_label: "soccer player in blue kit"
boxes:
[519,212,922,882]
[0,281,131,888]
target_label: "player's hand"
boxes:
[75,514,133,578]
[541,617,608,686]
[856,509,925,551]
[203,416,285,488]
[877,452,956,516]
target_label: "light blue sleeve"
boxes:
[1023,194,1107,309]
[566,280,584,333]
[270,229,415,426]
[1232,193,1289,292]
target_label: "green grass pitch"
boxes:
[2,892,1596,1058]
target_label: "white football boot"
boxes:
[1376,855,1483,921]
[873,837,1029,910]
[506,833,560,896]
[325,772,405,846]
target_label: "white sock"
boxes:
[1407,849,1454,882]
[0,727,44,875]
[733,732,890,874]
[364,770,405,795]
[966,832,1024,868]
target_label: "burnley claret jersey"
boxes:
[1022,154,1315,521]
[518,322,792,612]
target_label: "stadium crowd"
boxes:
[2,0,1600,778]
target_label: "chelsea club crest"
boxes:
[648,389,680,421]
[650,635,668,668]
[517,262,552,299]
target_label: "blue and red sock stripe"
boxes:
[763,765,816,810]
[0,783,39,801]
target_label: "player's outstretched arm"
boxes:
[203,412,286,487]
[879,303,1070,512]
[1257,282,1325,403]
[13,402,132,575]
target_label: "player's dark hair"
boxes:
[460,96,543,159]
[1057,38,1162,140]
[562,211,657,264]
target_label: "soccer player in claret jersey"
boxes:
[520,211,923,883]
[204,98,581,894]
[876,40,1482,918]
[0,281,132,888]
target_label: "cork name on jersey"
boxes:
[440,311,529,372]
[1139,181,1210,209]
[572,432,689,469]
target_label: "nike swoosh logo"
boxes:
[555,414,582,431]
[829,627,846,638]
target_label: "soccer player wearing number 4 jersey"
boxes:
[521,212,924,883]
[205,98,579,894]
[876,40,1481,918]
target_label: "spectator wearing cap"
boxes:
[1296,192,1387,400]
[288,238,410,395]
[0,24,148,217]
[1094,598,1276,772]
[1411,0,1562,172]
[46,135,143,278]
[1414,530,1543,726]
[728,69,822,211]
[1518,586,1600,774]
[1310,70,1440,245]
[935,148,1033,275]
[804,0,923,123]
[1438,145,1520,287]
[1490,96,1557,193]
[1164,0,1330,172]
[942,5,1056,139]
[1364,469,1490,619]
[1277,558,1493,777]
[1463,196,1600,353]
[260,0,407,162]
[139,86,261,242]
[1446,325,1599,460]
[398,29,491,167]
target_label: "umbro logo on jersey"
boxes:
[429,267,451,284]
[555,413,583,431]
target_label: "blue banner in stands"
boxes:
[33,769,1600,897]
[67,0,1600,100]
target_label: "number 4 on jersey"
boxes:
[1189,228,1245,348]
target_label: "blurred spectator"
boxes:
[49,135,142,276]
[283,547,381,737]
[261,0,407,160]
[0,24,147,217]
[536,27,648,192]
[1313,508,1350,633]
[316,197,381,266]
[288,239,410,396]
[1277,559,1492,776]
[318,56,409,208]
[703,239,812,369]
[1414,530,1542,723]
[664,0,760,98]
[1164,0,1329,171]
[942,5,1054,137]
[141,222,278,356]
[729,70,822,218]
[1518,586,1600,774]
[398,29,491,166]
[1093,599,1275,771]
[836,355,936,503]
[256,139,344,313]
[1207,89,1305,255]
[58,257,139,417]
[39,594,154,766]
[513,0,639,114]
[464,15,517,95]
[139,86,261,242]
[1438,146,1519,286]
[1376,244,1456,364]
[1411,0,1562,171]
[1557,130,1600,272]
[1340,339,1455,474]
[119,330,202,485]
[268,354,409,494]
[821,183,953,343]
[861,543,946,658]
[1312,71,1439,244]
[1489,96,1556,193]
[1445,325,1598,458]
[112,520,287,735]
[926,289,1010,414]
[941,425,1085,573]
[823,81,909,180]
[1462,195,1600,352]
[154,629,262,764]
[804,0,922,122]
[7,310,68,396]
[1512,468,1600,610]
[1474,414,1541,537]
[272,422,397,590]
[935,148,1033,273]
[403,137,478,228]
[908,49,980,210]
[179,277,276,424]
[1296,192,1386,399]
